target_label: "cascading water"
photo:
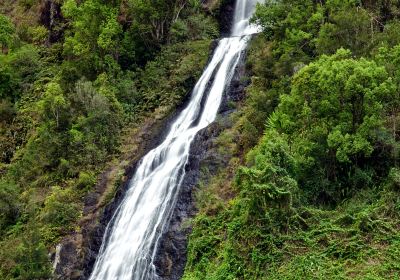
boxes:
[88,1,262,279]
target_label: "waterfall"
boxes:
[88,1,262,279]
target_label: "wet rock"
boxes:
[53,238,82,280]
[218,0,236,36]
[40,0,65,44]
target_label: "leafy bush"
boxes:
[13,228,51,280]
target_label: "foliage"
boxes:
[0,0,216,277]
[274,49,395,200]
[0,14,15,51]
[12,227,51,280]
[184,0,400,279]
[0,44,40,100]
[62,0,123,75]
[0,180,19,232]
[2,0,400,278]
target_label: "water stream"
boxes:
[88,1,262,279]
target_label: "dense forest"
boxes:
[0,0,399,279]
[0,0,218,278]
[183,0,400,279]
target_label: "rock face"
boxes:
[218,0,237,36]
[153,48,249,280]
[40,0,65,44]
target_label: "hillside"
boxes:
[0,0,400,279]
[0,0,222,278]
[183,1,400,279]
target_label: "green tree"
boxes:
[128,0,191,44]
[271,49,396,199]
[0,45,40,100]
[67,79,121,168]
[0,55,17,99]
[13,227,51,280]
[236,130,298,223]
[62,0,123,74]
[0,180,19,231]
[316,8,374,56]
[38,82,69,128]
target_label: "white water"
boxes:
[89,1,261,279]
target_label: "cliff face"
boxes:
[217,0,236,36]
[203,0,236,36]
[39,0,65,43]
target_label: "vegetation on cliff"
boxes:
[0,0,218,278]
[184,0,400,279]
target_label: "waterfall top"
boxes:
[231,0,263,37]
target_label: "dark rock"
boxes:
[218,0,236,37]
[53,239,81,280]
[40,0,65,44]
